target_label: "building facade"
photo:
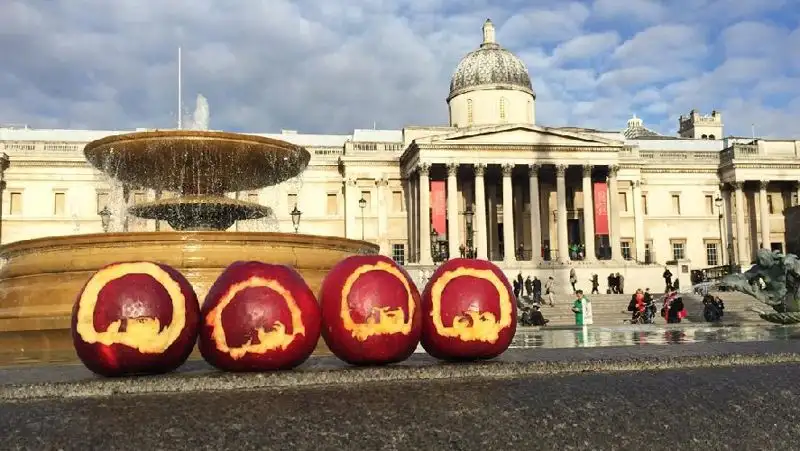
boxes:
[1,19,799,291]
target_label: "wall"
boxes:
[448,89,534,128]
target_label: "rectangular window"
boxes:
[287,193,298,213]
[641,194,648,215]
[793,192,799,207]
[326,193,338,215]
[360,191,372,210]
[644,241,653,264]
[671,194,681,215]
[705,241,719,266]
[133,192,146,204]
[619,192,628,212]
[53,192,66,216]
[246,192,259,204]
[705,195,714,215]
[620,239,632,261]
[96,192,109,213]
[767,194,774,214]
[670,239,686,260]
[392,243,406,266]
[9,192,22,215]
[392,191,404,212]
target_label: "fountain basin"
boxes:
[0,232,378,332]
[128,196,273,231]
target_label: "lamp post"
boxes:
[463,206,475,258]
[98,206,112,233]
[290,204,302,233]
[430,229,440,262]
[358,196,367,240]
[714,195,724,267]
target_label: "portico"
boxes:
[399,124,626,268]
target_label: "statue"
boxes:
[721,249,800,324]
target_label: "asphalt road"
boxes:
[2,362,799,450]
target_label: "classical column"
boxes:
[502,164,516,263]
[412,176,419,262]
[403,175,413,261]
[733,181,749,266]
[632,180,645,262]
[528,164,542,263]
[607,165,621,260]
[418,164,433,265]
[376,177,389,255]
[446,163,460,259]
[474,164,488,259]
[555,164,569,262]
[487,183,498,259]
[759,180,770,250]
[580,165,596,261]
[721,184,734,266]
[344,178,358,239]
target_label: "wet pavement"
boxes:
[1,341,800,450]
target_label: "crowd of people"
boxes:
[510,266,726,327]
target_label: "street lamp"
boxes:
[98,206,112,233]
[714,195,724,267]
[430,229,440,262]
[358,196,367,240]
[463,206,475,258]
[290,204,302,233]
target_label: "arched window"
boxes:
[499,97,507,122]
[708,134,715,139]
[467,99,474,125]
[701,134,708,139]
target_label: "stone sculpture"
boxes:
[721,249,800,324]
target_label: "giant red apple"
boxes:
[71,261,200,377]
[319,255,421,365]
[421,258,516,361]
[198,261,321,371]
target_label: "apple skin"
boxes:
[198,261,321,372]
[71,261,200,377]
[319,255,421,365]
[420,258,517,361]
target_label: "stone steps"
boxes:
[531,291,766,326]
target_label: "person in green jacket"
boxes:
[571,290,594,326]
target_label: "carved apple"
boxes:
[421,258,516,361]
[319,255,421,365]
[198,261,321,371]
[71,261,200,377]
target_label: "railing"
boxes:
[638,150,719,162]
[348,142,404,153]
[0,141,85,154]
[719,143,759,164]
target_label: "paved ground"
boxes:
[1,341,800,449]
[2,362,799,450]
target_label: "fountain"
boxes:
[721,249,800,324]
[0,96,378,332]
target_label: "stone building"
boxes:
[1,19,799,291]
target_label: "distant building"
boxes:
[1,19,799,291]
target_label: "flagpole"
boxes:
[177,47,182,130]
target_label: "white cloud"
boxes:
[0,0,798,138]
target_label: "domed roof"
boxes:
[448,19,534,101]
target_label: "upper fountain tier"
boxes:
[84,130,311,195]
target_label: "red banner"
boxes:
[593,182,609,235]
[430,180,446,235]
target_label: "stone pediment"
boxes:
[415,124,622,147]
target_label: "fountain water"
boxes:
[0,97,378,332]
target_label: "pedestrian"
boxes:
[663,267,673,293]
[571,289,593,326]
[533,276,542,303]
[544,276,555,306]
[590,274,599,294]
[569,268,577,294]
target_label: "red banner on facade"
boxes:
[430,180,446,235]
[593,182,609,235]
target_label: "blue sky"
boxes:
[1,0,799,137]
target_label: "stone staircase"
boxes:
[535,291,765,327]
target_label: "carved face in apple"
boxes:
[198,261,321,371]
[71,261,200,377]
[421,258,516,361]
[319,255,421,365]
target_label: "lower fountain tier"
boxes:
[0,232,378,332]
[128,196,272,230]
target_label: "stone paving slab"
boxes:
[2,340,799,402]
[2,359,800,450]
